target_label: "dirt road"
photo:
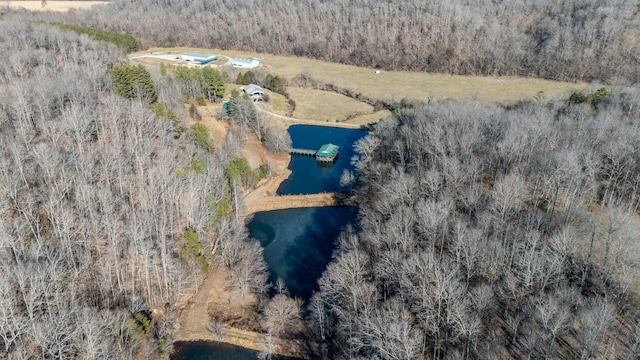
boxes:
[256,106,364,129]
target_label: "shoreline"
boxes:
[173,328,312,359]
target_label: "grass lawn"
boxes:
[287,87,373,122]
[136,47,587,105]
[345,110,393,126]
[265,92,287,116]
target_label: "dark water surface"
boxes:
[277,125,367,195]
[248,206,358,299]
[171,341,300,360]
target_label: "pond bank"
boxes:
[172,262,312,359]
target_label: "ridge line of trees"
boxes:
[12,0,640,82]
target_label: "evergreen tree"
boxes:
[109,63,135,100]
[236,71,255,85]
[202,67,225,102]
[109,63,157,103]
[265,74,286,95]
[236,72,245,85]
[132,64,157,103]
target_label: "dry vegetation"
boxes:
[345,110,393,126]
[137,48,587,106]
[311,96,640,359]
[0,1,108,12]
[2,1,639,359]
[287,87,374,122]
[23,0,639,83]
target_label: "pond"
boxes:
[175,125,367,359]
[247,206,358,299]
[277,125,368,195]
[171,341,301,360]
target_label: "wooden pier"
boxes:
[289,143,339,162]
[289,148,317,157]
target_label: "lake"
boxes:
[277,125,367,195]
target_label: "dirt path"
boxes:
[173,263,311,358]
[256,106,364,129]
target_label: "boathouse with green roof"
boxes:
[316,143,339,162]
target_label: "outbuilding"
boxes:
[181,52,217,64]
[242,84,265,96]
[316,143,339,162]
[232,57,260,68]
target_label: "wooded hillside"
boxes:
[310,93,640,358]
[17,0,640,83]
[0,20,273,359]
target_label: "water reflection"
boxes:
[171,341,301,360]
[248,206,358,299]
[277,125,367,195]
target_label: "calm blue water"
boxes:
[248,206,358,299]
[277,125,367,195]
[171,341,300,360]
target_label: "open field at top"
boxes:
[1,1,109,12]
[134,47,588,105]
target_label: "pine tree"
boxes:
[109,63,135,100]
[202,67,225,102]
[132,64,157,103]
[109,63,157,103]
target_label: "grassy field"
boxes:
[287,87,373,122]
[346,110,393,126]
[135,47,587,105]
[1,1,109,12]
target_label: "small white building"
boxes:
[242,84,264,96]
[232,57,260,68]
[181,52,217,64]
[242,84,265,101]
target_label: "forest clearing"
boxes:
[133,47,587,106]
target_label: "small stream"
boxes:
[173,125,366,359]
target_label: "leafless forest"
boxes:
[19,0,640,82]
[2,1,640,359]
[0,20,271,359]
[310,96,640,358]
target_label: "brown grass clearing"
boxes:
[287,87,373,122]
[186,103,228,147]
[344,109,393,126]
[136,47,587,105]
[1,1,109,12]
[263,92,288,116]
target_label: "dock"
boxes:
[289,148,317,157]
[289,143,339,162]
